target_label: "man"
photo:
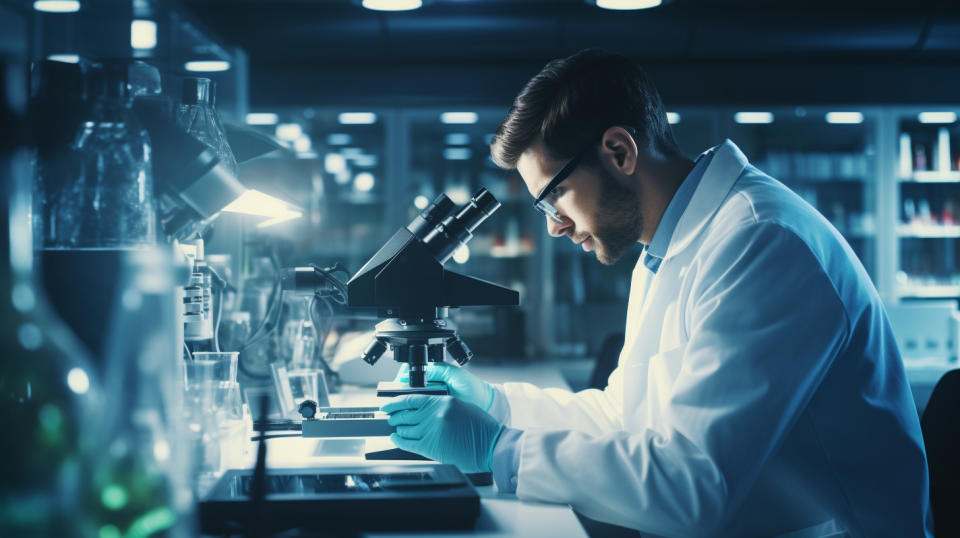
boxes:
[381,50,932,537]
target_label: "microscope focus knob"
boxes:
[298,399,318,419]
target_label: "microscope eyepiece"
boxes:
[422,188,501,264]
[407,193,456,240]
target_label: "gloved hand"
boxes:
[381,395,505,474]
[394,362,495,411]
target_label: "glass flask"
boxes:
[86,246,193,537]
[48,60,157,248]
[176,77,237,177]
[0,57,102,537]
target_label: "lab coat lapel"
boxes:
[664,139,749,261]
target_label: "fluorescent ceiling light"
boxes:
[341,147,364,157]
[734,112,774,124]
[441,112,478,124]
[595,0,662,9]
[338,112,377,124]
[222,189,299,218]
[34,1,80,13]
[131,19,157,50]
[326,133,352,146]
[275,123,303,142]
[918,112,957,124]
[825,112,864,124]
[184,60,230,72]
[256,211,302,229]
[245,112,278,125]
[47,54,79,64]
[666,112,680,124]
[413,195,430,210]
[362,0,422,10]
[444,133,471,145]
[354,172,375,192]
[444,147,472,160]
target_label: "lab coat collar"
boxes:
[663,139,749,261]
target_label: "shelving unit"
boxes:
[237,104,960,359]
[894,108,960,301]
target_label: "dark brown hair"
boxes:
[490,49,678,170]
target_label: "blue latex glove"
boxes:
[382,395,505,474]
[394,363,495,411]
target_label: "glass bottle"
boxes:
[0,56,102,537]
[49,60,157,249]
[176,77,237,177]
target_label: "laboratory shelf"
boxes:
[901,171,960,183]
[896,285,960,298]
[897,224,960,238]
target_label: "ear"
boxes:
[598,126,639,179]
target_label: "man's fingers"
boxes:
[381,394,432,414]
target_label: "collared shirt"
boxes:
[641,150,714,274]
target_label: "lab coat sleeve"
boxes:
[514,223,850,536]
[500,370,624,436]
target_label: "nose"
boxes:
[546,214,572,237]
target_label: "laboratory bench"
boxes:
[209,362,589,537]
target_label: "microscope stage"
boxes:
[301,407,394,438]
[376,381,449,397]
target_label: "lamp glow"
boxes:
[666,112,680,124]
[184,60,230,72]
[222,189,299,218]
[918,112,957,124]
[256,211,303,229]
[275,123,303,141]
[33,1,80,13]
[441,112,478,124]
[414,195,430,210]
[245,113,279,125]
[354,172,375,192]
[361,0,422,10]
[338,112,377,124]
[734,112,774,124]
[595,0,662,9]
[131,20,157,50]
[47,54,80,64]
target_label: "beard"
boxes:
[578,167,642,265]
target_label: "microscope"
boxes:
[280,188,519,434]
[347,188,520,395]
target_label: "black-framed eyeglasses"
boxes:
[532,149,586,224]
[532,126,637,224]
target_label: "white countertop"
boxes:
[236,361,587,538]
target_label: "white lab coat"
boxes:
[498,140,932,537]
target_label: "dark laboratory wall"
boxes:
[182,0,960,109]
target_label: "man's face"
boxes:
[518,141,642,265]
